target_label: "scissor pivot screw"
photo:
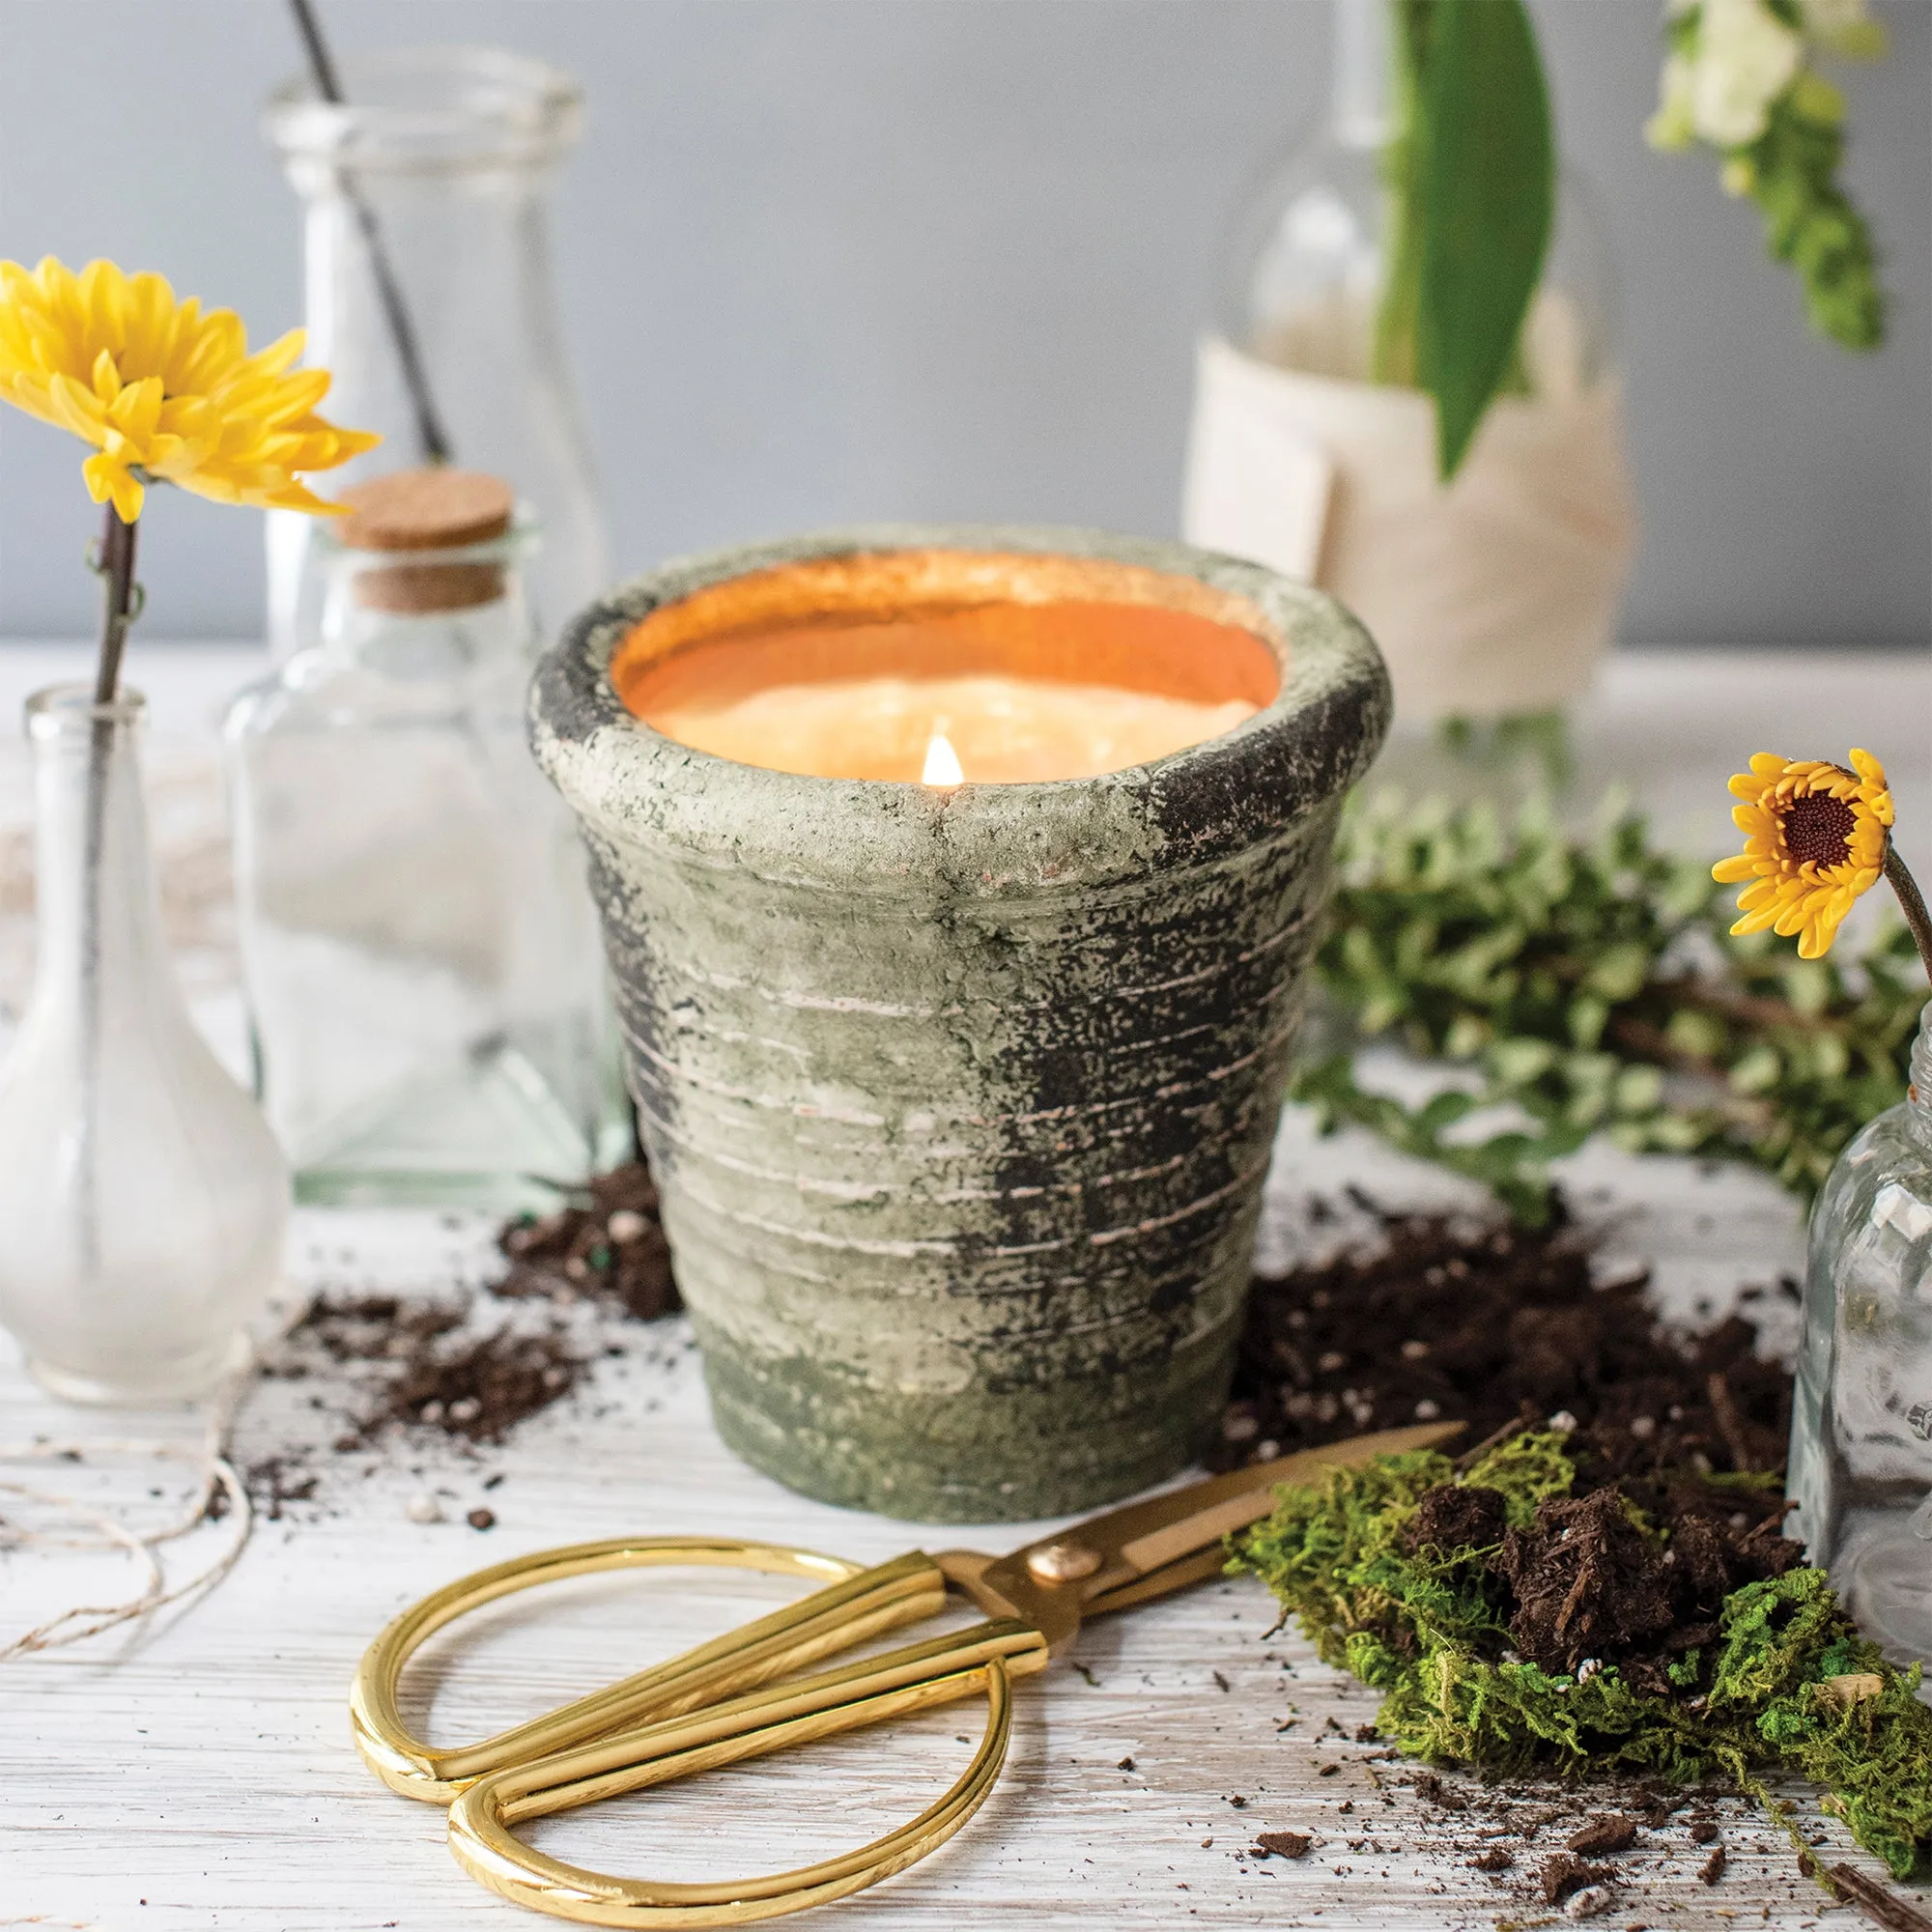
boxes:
[1026,1541,1100,1584]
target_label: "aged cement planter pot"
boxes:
[530,526,1388,1520]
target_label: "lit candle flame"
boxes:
[921,729,964,788]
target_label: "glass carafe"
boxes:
[1789,1006,1932,1664]
[1184,0,1634,746]
[0,688,290,1402]
[226,504,630,1208]
[263,45,608,658]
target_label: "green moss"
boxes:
[1235,1435,1932,1878]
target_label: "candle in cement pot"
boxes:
[530,526,1388,1520]
[620,597,1271,783]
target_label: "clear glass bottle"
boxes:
[1185,0,1634,750]
[226,474,629,1208]
[1788,1006,1932,1664]
[0,687,290,1402]
[262,45,609,659]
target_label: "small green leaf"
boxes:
[1613,1065,1664,1116]
[1490,1037,1557,1087]
[1664,1009,1726,1061]
[1417,1089,1478,1134]
[1567,996,1610,1051]
[1730,1044,1783,1095]
[1585,943,1651,1003]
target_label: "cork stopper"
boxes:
[336,468,516,614]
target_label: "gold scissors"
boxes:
[351,1421,1454,1927]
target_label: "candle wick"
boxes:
[922,728,964,789]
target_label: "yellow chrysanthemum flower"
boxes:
[0,256,378,524]
[1713,750,1893,958]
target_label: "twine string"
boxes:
[0,1336,264,1662]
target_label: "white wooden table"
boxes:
[2,643,1929,1932]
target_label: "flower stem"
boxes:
[287,0,453,468]
[1884,840,1932,983]
[79,501,139,1282]
[91,503,139,705]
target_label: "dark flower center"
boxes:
[1781,791,1857,868]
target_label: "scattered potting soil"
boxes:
[1210,1195,1795,1485]
[246,1161,680,1507]
[1216,1194,1811,1697]
[496,1161,680,1321]
[270,1293,590,1447]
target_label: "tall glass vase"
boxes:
[0,689,289,1403]
[1184,0,1635,753]
[263,46,609,658]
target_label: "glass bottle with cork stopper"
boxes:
[225,466,628,1208]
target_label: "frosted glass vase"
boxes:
[0,687,289,1403]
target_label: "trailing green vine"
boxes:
[1291,790,1923,1225]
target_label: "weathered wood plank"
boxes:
[4,644,1930,1927]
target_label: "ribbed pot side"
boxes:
[531,526,1389,1520]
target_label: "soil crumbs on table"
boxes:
[243,1162,682,1514]
[1209,1191,1793,1482]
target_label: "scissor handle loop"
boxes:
[352,1536,927,1803]
[445,1635,1026,1927]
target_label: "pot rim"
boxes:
[529,523,1390,899]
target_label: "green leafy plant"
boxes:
[1290,790,1923,1224]
[1647,0,1888,353]
[1377,0,1889,480]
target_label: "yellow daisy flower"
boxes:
[1712,750,1893,958]
[0,256,378,524]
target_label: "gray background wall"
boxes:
[0,0,1925,647]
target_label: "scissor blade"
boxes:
[971,1420,1462,1638]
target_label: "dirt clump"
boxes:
[1540,1852,1612,1904]
[1254,1831,1310,1860]
[497,1161,678,1321]
[1402,1481,1505,1558]
[1565,1814,1637,1858]
[1494,1487,1677,1674]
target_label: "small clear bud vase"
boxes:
[1789,1003,1932,1662]
[0,688,291,1402]
[226,475,629,1208]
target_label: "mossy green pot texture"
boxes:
[530,526,1388,1520]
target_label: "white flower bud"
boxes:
[1691,0,1804,149]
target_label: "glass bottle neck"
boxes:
[1910,1004,1932,1122]
[1331,0,1394,150]
[25,687,169,1005]
[316,532,538,675]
